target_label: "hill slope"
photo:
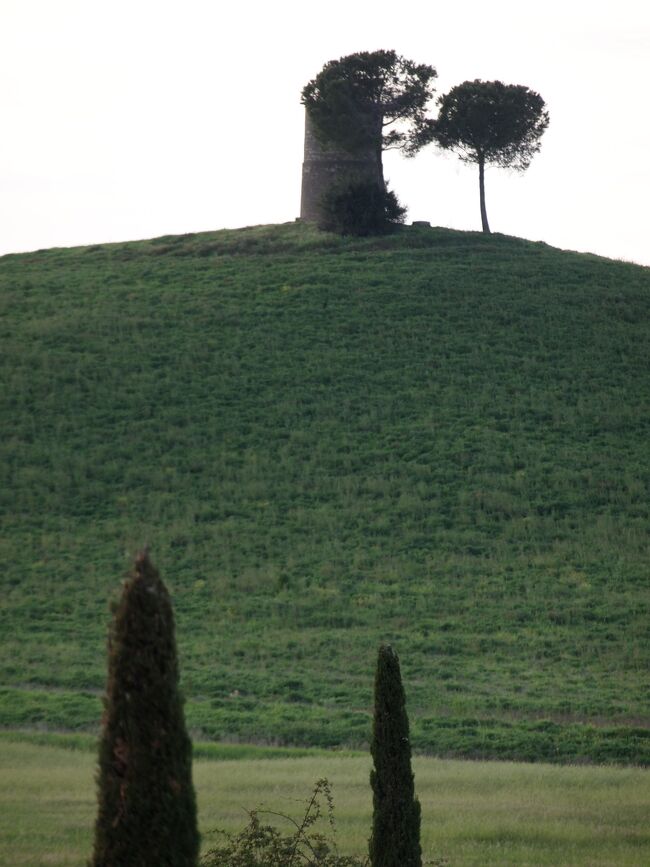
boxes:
[1,222,649,763]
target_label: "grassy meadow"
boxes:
[1,737,649,866]
[1,221,649,761]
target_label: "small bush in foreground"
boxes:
[320,181,406,236]
[200,778,368,867]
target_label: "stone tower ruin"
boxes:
[299,109,383,224]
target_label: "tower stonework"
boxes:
[299,110,382,224]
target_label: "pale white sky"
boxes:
[2,0,649,265]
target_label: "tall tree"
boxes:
[302,50,437,186]
[369,644,421,867]
[91,550,199,867]
[429,79,549,233]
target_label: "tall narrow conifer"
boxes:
[91,550,199,867]
[369,644,422,867]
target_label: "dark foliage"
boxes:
[91,550,199,867]
[369,645,421,867]
[321,181,406,236]
[302,50,437,161]
[426,79,549,232]
[431,79,549,169]
[200,778,368,867]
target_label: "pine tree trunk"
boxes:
[377,144,386,190]
[478,155,491,234]
[375,111,386,191]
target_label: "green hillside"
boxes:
[1,222,649,763]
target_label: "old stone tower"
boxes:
[299,109,382,224]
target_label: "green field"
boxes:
[1,221,649,762]
[1,737,649,866]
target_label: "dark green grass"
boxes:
[1,222,649,762]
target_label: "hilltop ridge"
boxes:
[5,220,640,264]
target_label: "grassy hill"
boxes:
[1,221,649,763]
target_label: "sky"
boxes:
[2,0,649,266]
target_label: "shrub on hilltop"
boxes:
[321,181,406,236]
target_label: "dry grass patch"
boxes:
[2,740,649,866]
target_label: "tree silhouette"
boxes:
[429,79,549,233]
[91,550,199,867]
[369,644,421,867]
[302,50,437,187]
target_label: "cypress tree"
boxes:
[91,550,199,867]
[369,644,422,867]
